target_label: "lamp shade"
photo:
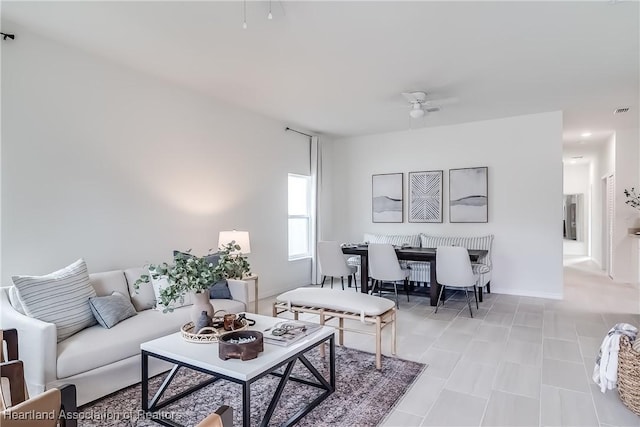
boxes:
[218,230,251,254]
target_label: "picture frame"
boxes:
[449,167,488,223]
[408,170,443,223]
[372,173,403,223]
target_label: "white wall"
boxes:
[327,112,564,299]
[563,163,590,255]
[1,25,312,296]
[614,128,640,283]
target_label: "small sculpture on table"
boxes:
[194,310,213,333]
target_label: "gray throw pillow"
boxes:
[209,280,232,299]
[89,291,137,329]
[173,250,220,268]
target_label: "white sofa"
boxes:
[0,267,249,406]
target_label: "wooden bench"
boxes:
[273,288,397,369]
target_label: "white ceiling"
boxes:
[2,1,638,140]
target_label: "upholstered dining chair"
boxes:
[1,329,78,427]
[368,243,410,307]
[317,241,358,290]
[435,246,479,318]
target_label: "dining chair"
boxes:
[368,243,410,307]
[317,241,358,290]
[1,329,78,427]
[435,246,479,318]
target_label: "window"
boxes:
[288,174,311,260]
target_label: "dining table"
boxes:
[341,245,488,306]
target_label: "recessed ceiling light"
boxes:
[570,160,577,164]
[581,132,592,137]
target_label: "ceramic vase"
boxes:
[191,291,214,324]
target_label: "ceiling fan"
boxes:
[401,91,457,119]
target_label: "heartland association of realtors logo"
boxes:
[6,409,176,421]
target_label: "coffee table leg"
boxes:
[243,382,251,427]
[330,335,335,390]
[141,351,149,411]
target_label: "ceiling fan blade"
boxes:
[401,92,419,103]
[425,107,441,113]
[424,97,458,106]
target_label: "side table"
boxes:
[243,274,259,313]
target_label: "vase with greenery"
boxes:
[624,187,640,211]
[134,250,219,322]
[213,241,251,279]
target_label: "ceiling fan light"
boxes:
[409,108,424,119]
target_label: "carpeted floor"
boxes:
[79,346,425,426]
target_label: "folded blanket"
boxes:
[592,323,638,393]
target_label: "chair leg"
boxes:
[393,282,399,307]
[486,281,491,294]
[434,285,446,313]
[352,274,358,291]
[478,286,484,302]
[404,278,410,302]
[330,277,334,289]
[473,286,479,309]
[341,276,345,290]
[464,288,473,318]
[321,276,326,288]
[348,275,352,288]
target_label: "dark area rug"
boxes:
[79,346,425,427]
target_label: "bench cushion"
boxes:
[276,288,394,316]
[364,233,420,248]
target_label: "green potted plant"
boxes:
[213,241,251,279]
[624,187,640,211]
[134,250,220,322]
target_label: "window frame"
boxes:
[288,173,312,261]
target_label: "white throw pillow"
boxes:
[150,272,192,311]
[12,259,97,342]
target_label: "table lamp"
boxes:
[218,230,251,254]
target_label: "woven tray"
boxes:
[618,335,640,416]
[181,317,248,343]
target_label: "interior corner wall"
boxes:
[614,127,640,284]
[328,112,564,299]
[1,25,312,295]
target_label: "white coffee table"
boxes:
[140,313,336,427]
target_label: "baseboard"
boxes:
[493,288,563,300]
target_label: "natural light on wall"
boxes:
[288,174,311,260]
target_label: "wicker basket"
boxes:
[181,317,248,343]
[617,335,640,416]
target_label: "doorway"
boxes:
[602,174,614,278]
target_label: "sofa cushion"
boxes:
[57,306,191,378]
[89,270,129,297]
[124,267,156,312]
[89,291,137,329]
[150,274,193,311]
[57,297,247,378]
[364,233,420,248]
[12,259,97,342]
[7,286,25,315]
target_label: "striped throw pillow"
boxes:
[12,259,97,342]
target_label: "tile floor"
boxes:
[257,256,640,426]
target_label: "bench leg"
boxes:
[391,308,397,356]
[319,310,326,358]
[272,303,277,317]
[375,316,382,370]
[478,286,483,303]
[339,317,344,346]
[294,311,299,320]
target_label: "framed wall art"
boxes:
[408,170,443,223]
[372,173,403,223]
[449,167,488,223]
